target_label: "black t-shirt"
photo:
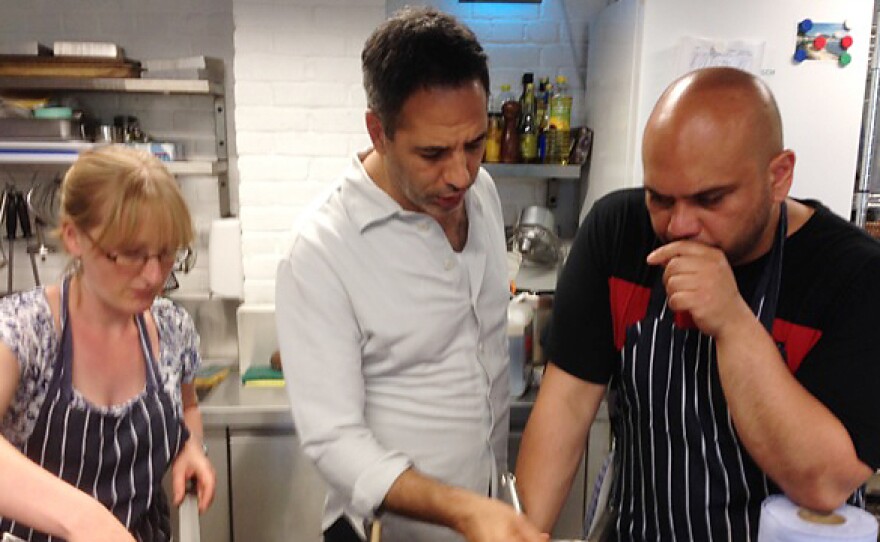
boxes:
[548,188,880,467]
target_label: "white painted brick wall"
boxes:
[232,0,382,303]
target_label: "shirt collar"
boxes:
[341,148,403,233]
[341,148,478,233]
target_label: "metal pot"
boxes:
[510,205,561,265]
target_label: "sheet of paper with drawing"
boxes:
[675,36,765,76]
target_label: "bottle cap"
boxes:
[522,72,534,85]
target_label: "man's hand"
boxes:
[646,239,753,338]
[382,468,548,542]
[453,495,549,542]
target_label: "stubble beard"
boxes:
[725,196,776,266]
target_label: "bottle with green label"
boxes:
[548,75,572,164]
[519,82,538,163]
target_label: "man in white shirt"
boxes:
[275,7,547,542]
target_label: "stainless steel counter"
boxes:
[199,369,538,430]
[199,373,293,429]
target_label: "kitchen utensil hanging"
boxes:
[3,184,40,292]
[26,175,61,227]
[26,175,61,262]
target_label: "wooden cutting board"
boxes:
[0,55,141,78]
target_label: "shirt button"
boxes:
[444,258,455,270]
[418,222,429,232]
[478,342,485,353]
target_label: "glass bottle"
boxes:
[485,84,507,163]
[519,72,534,104]
[485,113,502,163]
[536,77,550,126]
[519,82,538,163]
[500,100,521,164]
[548,75,572,164]
[538,81,552,163]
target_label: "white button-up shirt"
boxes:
[275,150,510,541]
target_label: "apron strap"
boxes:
[56,275,75,399]
[752,201,787,334]
[58,275,160,396]
[134,312,160,393]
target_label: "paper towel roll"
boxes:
[208,218,243,299]
[758,495,878,542]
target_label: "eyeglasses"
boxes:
[82,230,194,272]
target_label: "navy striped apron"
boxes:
[608,204,786,542]
[0,277,188,542]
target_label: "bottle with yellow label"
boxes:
[547,75,572,164]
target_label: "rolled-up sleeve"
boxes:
[275,244,412,517]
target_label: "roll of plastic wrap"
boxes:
[208,218,243,299]
[758,495,878,542]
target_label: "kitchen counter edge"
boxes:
[199,369,539,431]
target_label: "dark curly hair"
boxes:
[362,6,490,138]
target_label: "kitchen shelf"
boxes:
[0,146,225,175]
[166,290,215,302]
[0,72,231,216]
[482,163,582,179]
[0,155,227,176]
[0,76,222,95]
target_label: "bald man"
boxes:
[515,67,880,540]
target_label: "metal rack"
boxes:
[0,75,231,217]
[854,4,880,228]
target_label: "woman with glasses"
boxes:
[0,145,215,542]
